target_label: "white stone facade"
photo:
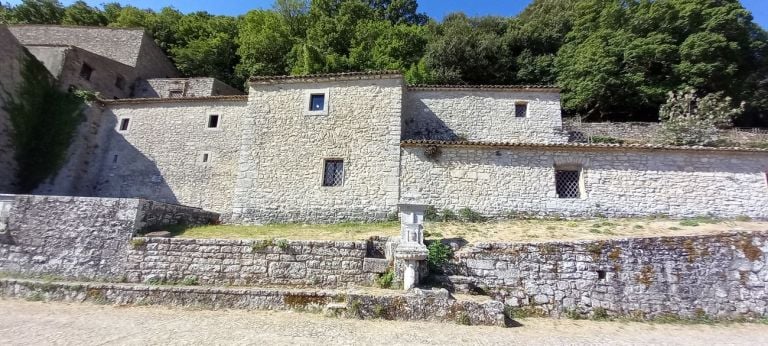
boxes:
[403,87,566,143]
[400,144,768,219]
[94,97,247,217]
[231,75,403,223]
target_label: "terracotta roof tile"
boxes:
[400,139,768,153]
[99,95,248,105]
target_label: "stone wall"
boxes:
[403,88,566,143]
[400,144,768,219]
[95,99,247,217]
[232,75,403,223]
[125,238,378,287]
[563,119,768,145]
[133,78,243,98]
[0,195,218,280]
[0,25,26,193]
[441,231,768,319]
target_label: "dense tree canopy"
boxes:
[1,0,767,125]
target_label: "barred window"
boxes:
[323,160,344,187]
[555,169,581,198]
[515,102,528,118]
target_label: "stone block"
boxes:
[363,258,390,273]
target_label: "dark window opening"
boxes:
[597,270,606,280]
[555,169,581,198]
[515,103,528,118]
[208,115,220,128]
[80,63,93,81]
[323,159,344,187]
[119,118,130,131]
[112,155,118,164]
[202,153,209,163]
[310,94,325,111]
[115,75,126,90]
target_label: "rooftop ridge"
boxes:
[248,70,402,83]
[407,84,560,91]
[400,139,768,153]
[99,95,248,105]
[8,24,146,32]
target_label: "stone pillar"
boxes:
[394,204,429,290]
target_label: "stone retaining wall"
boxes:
[0,278,506,326]
[126,238,381,287]
[441,231,768,320]
[0,195,217,280]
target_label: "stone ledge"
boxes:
[0,278,508,327]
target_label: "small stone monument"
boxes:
[394,204,429,290]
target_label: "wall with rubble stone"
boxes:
[231,75,403,223]
[441,231,768,319]
[0,195,217,280]
[134,78,243,98]
[125,238,380,287]
[95,99,247,217]
[400,145,768,219]
[403,88,566,143]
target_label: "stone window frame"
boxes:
[117,117,132,133]
[514,101,529,118]
[206,114,221,130]
[197,151,213,166]
[320,158,345,187]
[304,88,330,116]
[553,164,585,199]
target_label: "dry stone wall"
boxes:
[134,78,243,98]
[403,89,566,143]
[400,145,768,219]
[95,100,246,217]
[0,195,217,280]
[232,76,403,223]
[441,231,768,319]
[126,238,379,287]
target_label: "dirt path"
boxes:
[1,299,766,345]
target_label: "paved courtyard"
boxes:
[1,299,767,345]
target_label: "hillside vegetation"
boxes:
[2,0,767,126]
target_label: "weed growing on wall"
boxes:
[0,52,85,192]
[458,207,485,223]
[376,267,395,289]
[427,239,453,273]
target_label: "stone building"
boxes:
[89,71,768,222]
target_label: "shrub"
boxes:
[440,209,458,222]
[456,312,471,325]
[180,276,199,286]
[376,267,395,289]
[592,307,609,320]
[424,205,439,222]
[130,238,146,249]
[458,207,485,223]
[658,90,741,146]
[276,239,290,251]
[427,240,453,273]
[252,238,274,252]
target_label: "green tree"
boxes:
[107,5,155,28]
[367,0,428,25]
[10,0,64,24]
[62,1,107,26]
[348,20,428,70]
[273,0,310,38]
[658,90,741,146]
[1,2,14,23]
[171,13,241,87]
[236,10,294,78]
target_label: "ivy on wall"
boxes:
[0,52,84,192]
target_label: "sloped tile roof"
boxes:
[400,139,768,153]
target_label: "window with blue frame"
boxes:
[310,94,325,111]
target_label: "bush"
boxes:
[424,205,439,222]
[658,90,741,146]
[180,276,199,286]
[376,267,395,289]
[427,240,453,273]
[440,209,458,222]
[458,207,485,223]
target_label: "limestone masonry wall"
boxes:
[0,195,217,280]
[126,238,378,287]
[231,76,403,223]
[134,78,243,98]
[400,145,768,218]
[442,231,768,319]
[403,89,566,143]
[95,100,247,217]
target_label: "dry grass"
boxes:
[172,217,768,243]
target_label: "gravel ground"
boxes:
[1,299,767,345]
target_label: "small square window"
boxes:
[198,151,213,165]
[323,159,344,187]
[80,63,93,81]
[169,90,183,98]
[555,169,581,198]
[310,94,325,111]
[207,115,220,128]
[202,153,209,163]
[115,75,126,90]
[515,103,528,118]
[118,118,130,132]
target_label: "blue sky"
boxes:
[5,0,768,28]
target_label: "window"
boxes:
[115,75,126,90]
[304,89,330,115]
[310,94,325,111]
[80,63,93,81]
[169,90,183,98]
[515,102,528,118]
[555,169,581,198]
[118,118,130,132]
[322,159,344,187]
[202,153,209,163]
[207,115,220,129]
[112,155,118,164]
[198,151,213,165]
